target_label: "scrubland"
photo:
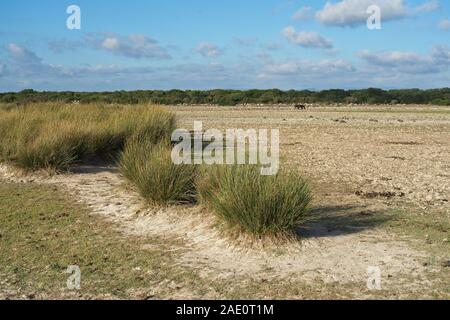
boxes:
[0,103,448,299]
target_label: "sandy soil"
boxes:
[0,163,436,296]
[173,105,450,211]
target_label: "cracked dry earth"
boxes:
[1,105,449,299]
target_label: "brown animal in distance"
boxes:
[294,104,307,110]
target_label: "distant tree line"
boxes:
[1,88,450,106]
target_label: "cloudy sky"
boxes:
[0,0,449,92]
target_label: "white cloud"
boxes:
[292,6,312,21]
[8,43,25,56]
[358,50,429,66]
[431,45,450,63]
[86,33,171,59]
[263,59,355,76]
[7,43,42,64]
[359,46,450,74]
[68,64,156,77]
[4,43,155,79]
[257,58,359,88]
[413,0,440,13]
[2,43,450,92]
[316,0,439,27]
[282,27,333,49]
[196,42,224,58]
[7,43,46,69]
[101,37,120,50]
[439,19,450,30]
[5,43,65,77]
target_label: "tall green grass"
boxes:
[0,103,176,170]
[197,164,312,237]
[120,140,198,205]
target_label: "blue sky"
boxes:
[0,0,449,91]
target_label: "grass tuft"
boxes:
[197,164,312,237]
[120,140,198,205]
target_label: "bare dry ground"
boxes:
[1,105,449,299]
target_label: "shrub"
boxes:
[3,88,450,106]
[119,140,198,205]
[197,164,312,237]
[0,103,176,170]
[431,99,450,106]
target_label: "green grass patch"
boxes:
[0,182,207,299]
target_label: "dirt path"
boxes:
[0,164,438,298]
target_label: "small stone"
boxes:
[26,293,36,299]
[441,260,450,268]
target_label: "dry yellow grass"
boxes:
[0,103,176,170]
